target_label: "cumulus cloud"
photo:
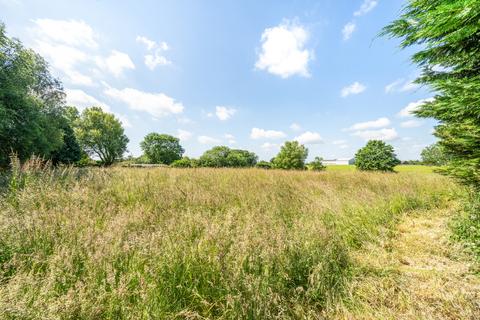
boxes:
[104,85,184,118]
[177,129,192,141]
[136,35,171,70]
[354,0,378,17]
[400,120,423,128]
[385,78,420,93]
[347,117,390,131]
[255,20,312,78]
[294,131,323,144]
[250,128,287,140]
[65,88,110,112]
[96,50,135,77]
[352,128,398,141]
[341,82,366,97]
[215,106,236,121]
[290,123,302,132]
[224,134,236,144]
[261,142,281,150]
[198,135,221,144]
[32,19,98,48]
[342,22,356,41]
[398,98,434,117]
[65,89,131,127]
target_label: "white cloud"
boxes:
[136,36,156,51]
[400,120,423,128]
[250,128,287,140]
[255,20,312,78]
[32,19,98,48]
[136,35,171,70]
[290,123,302,131]
[97,50,135,77]
[225,134,236,144]
[385,78,419,93]
[177,129,192,141]
[354,0,378,17]
[215,106,237,121]
[342,22,356,41]
[65,89,110,112]
[261,142,281,150]
[198,135,221,144]
[294,131,323,144]
[333,140,347,145]
[347,117,390,131]
[104,86,184,118]
[341,82,366,97]
[353,128,399,141]
[65,89,131,127]
[398,98,434,117]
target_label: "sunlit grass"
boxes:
[326,165,439,173]
[0,162,460,319]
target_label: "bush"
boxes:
[272,141,308,170]
[170,157,198,168]
[308,157,326,171]
[198,146,257,168]
[140,133,184,165]
[355,140,400,172]
[255,161,272,169]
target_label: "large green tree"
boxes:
[140,133,184,165]
[421,143,451,166]
[75,107,129,166]
[272,141,308,170]
[355,140,400,172]
[0,22,67,167]
[198,146,258,168]
[383,0,480,187]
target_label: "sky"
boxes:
[1,0,438,161]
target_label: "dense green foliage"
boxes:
[256,160,273,169]
[75,107,129,166]
[170,157,198,168]
[0,23,75,167]
[308,157,326,171]
[383,0,480,188]
[198,146,258,168]
[140,133,184,165]
[355,140,400,172]
[272,141,308,170]
[421,143,451,166]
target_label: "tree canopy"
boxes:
[0,22,71,167]
[75,107,129,166]
[272,141,308,170]
[198,146,258,168]
[383,0,480,187]
[141,133,184,165]
[421,143,451,166]
[355,140,400,172]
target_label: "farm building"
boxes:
[322,158,355,166]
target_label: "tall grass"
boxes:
[0,161,459,319]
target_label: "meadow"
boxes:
[1,161,478,319]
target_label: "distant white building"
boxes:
[322,158,355,166]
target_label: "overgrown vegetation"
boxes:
[0,160,460,318]
[383,0,480,258]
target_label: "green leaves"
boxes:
[140,133,184,165]
[355,140,400,172]
[383,0,480,188]
[272,141,308,170]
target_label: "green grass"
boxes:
[0,160,461,319]
[325,164,439,173]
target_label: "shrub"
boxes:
[255,161,272,169]
[272,141,308,170]
[355,140,400,172]
[170,157,198,168]
[308,157,326,171]
[198,146,257,168]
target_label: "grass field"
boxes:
[0,162,478,319]
[325,165,439,173]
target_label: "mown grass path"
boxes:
[336,203,480,319]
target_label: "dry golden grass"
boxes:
[0,163,475,319]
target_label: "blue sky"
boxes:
[1,0,437,161]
